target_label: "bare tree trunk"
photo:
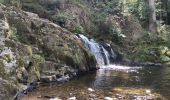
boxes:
[148,0,157,33]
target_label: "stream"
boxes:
[22,35,170,100]
[22,64,170,100]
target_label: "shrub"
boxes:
[51,13,72,27]
[74,26,85,34]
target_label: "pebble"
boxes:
[50,97,62,100]
[146,89,151,94]
[104,97,113,100]
[88,88,95,92]
[89,94,96,98]
[68,96,76,100]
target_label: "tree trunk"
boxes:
[148,0,157,33]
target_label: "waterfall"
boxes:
[78,34,114,66]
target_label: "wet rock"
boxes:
[68,96,77,100]
[26,85,36,92]
[145,89,151,94]
[40,75,56,83]
[37,95,62,100]
[100,42,118,63]
[50,97,62,100]
[104,97,113,100]
[57,75,70,82]
[88,88,95,92]
[89,94,96,98]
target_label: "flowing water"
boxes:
[23,65,170,100]
[78,34,111,66]
[22,35,170,100]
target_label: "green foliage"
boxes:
[21,2,48,15]
[16,57,25,68]
[0,0,4,3]
[0,60,10,79]
[2,0,21,8]
[51,12,72,27]
[74,26,85,34]
[136,1,150,21]
[71,0,85,8]
[31,54,44,65]
[31,54,44,80]
[8,26,18,41]
[102,0,123,14]
[158,25,170,42]
[120,0,150,26]
[0,60,6,75]
[93,12,110,34]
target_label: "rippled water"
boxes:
[23,64,170,100]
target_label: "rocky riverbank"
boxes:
[0,4,97,99]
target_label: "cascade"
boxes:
[78,34,115,66]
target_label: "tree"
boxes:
[148,0,157,33]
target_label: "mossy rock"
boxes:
[0,78,18,100]
[0,60,9,79]
[165,50,170,57]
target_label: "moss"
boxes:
[74,26,85,34]
[5,40,16,48]
[27,46,32,56]
[5,26,15,39]
[16,58,25,68]
[75,54,81,65]
[82,49,97,69]
[0,60,9,79]
[64,55,76,68]
[30,54,44,80]
[3,54,13,63]
[63,44,69,50]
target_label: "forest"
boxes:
[0,0,170,100]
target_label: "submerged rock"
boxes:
[112,87,165,100]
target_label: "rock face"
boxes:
[0,4,96,99]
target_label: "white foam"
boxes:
[100,64,142,72]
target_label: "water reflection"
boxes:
[23,65,170,99]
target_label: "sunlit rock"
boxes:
[112,87,164,99]
[88,88,95,92]
[104,97,113,100]
[146,89,151,94]
[49,97,62,100]
[68,96,76,100]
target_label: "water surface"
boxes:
[23,64,170,100]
